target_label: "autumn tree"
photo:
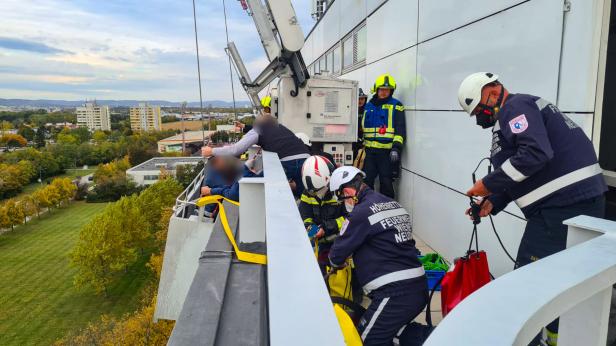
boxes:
[0,133,28,148]
[0,205,11,230]
[50,177,76,206]
[4,199,24,230]
[21,194,40,220]
[71,194,149,295]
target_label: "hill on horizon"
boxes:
[0,98,252,109]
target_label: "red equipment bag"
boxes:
[440,250,491,316]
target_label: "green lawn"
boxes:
[0,202,151,346]
[17,168,96,197]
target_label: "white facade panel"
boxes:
[341,67,368,92]
[366,0,418,63]
[366,0,386,14]
[408,171,525,277]
[321,0,341,52]
[557,0,604,112]
[312,22,325,62]
[364,46,418,108]
[338,0,367,36]
[417,0,525,42]
[415,0,563,111]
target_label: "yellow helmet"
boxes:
[371,74,397,94]
[261,96,272,108]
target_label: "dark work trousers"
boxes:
[515,195,605,345]
[363,148,395,199]
[281,158,306,197]
[358,279,428,346]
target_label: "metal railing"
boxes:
[174,161,207,218]
[425,215,616,346]
[238,151,346,345]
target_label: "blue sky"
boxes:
[0,0,314,101]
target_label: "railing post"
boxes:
[239,177,267,243]
[558,287,612,346]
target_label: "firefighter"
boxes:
[459,72,607,346]
[361,74,406,198]
[299,155,346,274]
[353,88,369,159]
[328,166,427,345]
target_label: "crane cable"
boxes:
[222,0,238,122]
[191,0,208,145]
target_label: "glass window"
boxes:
[312,63,318,75]
[342,36,353,69]
[327,52,334,75]
[356,25,367,63]
[319,56,327,73]
[333,45,341,74]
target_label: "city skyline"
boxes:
[0,0,313,102]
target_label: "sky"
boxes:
[0,0,314,102]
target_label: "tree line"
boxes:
[0,177,76,231]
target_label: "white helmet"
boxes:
[301,155,336,192]
[457,72,499,115]
[329,166,366,193]
[295,132,311,146]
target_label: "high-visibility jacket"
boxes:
[298,192,346,256]
[361,96,406,150]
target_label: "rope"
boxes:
[222,0,238,121]
[191,0,208,144]
[196,195,267,265]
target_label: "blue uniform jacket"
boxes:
[329,188,424,296]
[210,165,261,202]
[484,93,607,217]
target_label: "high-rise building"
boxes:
[130,103,162,132]
[76,102,111,131]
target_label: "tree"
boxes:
[92,130,107,143]
[21,195,40,220]
[71,195,148,295]
[35,125,47,148]
[57,131,78,145]
[70,127,91,144]
[0,205,11,230]
[18,125,35,141]
[4,199,24,230]
[50,177,76,206]
[175,162,204,188]
[0,134,28,148]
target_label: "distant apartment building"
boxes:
[130,103,162,132]
[76,102,111,131]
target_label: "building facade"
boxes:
[303,0,614,277]
[126,157,203,186]
[130,102,162,132]
[76,102,111,131]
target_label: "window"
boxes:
[342,35,353,69]
[144,175,159,181]
[327,51,334,75]
[319,56,327,73]
[356,25,367,63]
[333,45,341,74]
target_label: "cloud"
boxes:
[0,37,67,54]
[0,0,317,101]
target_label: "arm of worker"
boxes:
[487,193,513,215]
[392,101,406,152]
[211,128,259,157]
[328,215,369,268]
[298,195,317,229]
[483,104,554,194]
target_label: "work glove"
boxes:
[389,149,400,163]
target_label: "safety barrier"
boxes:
[240,151,346,345]
[173,160,207,218]
[424,215,616,346]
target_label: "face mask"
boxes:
[475,112,496,129]
[474,85,504,129]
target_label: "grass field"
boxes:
[17,168,96,197]
[0,202,151,346]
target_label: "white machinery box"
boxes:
[275,75,358,143]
